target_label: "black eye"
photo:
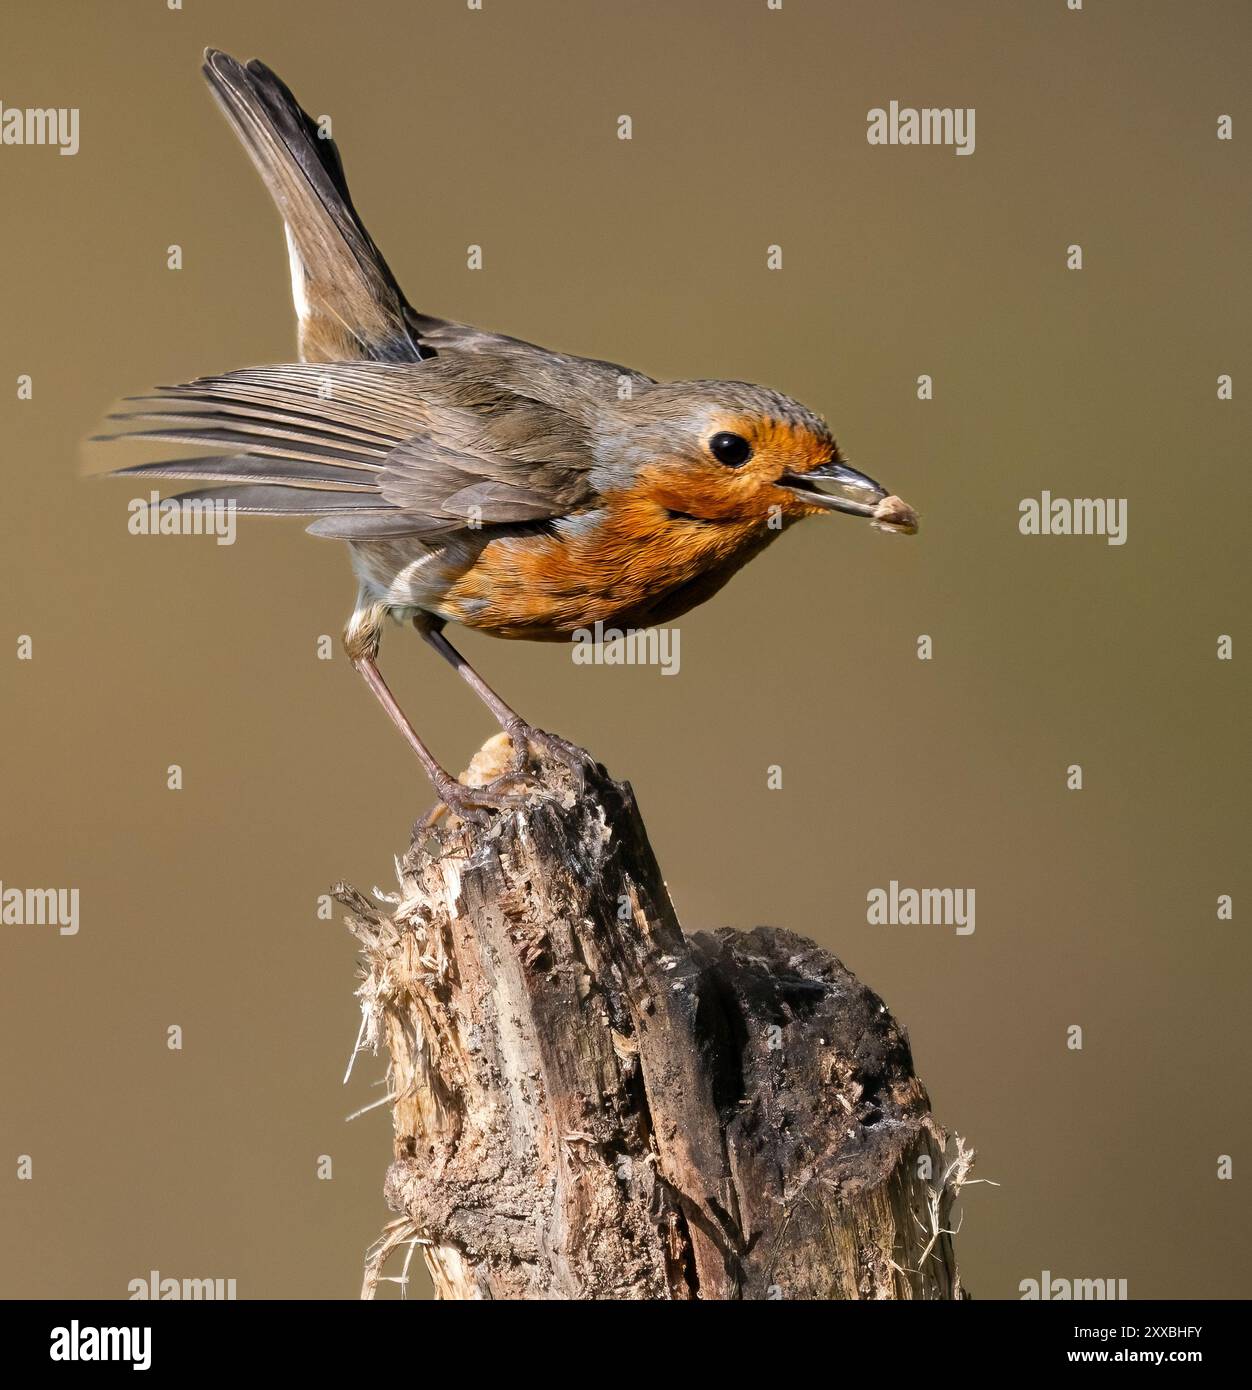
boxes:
[709,431,752,467]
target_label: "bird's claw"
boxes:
[504,722,597,783]
[422,776,526,832]
[417,726,596,836]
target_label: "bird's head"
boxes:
[599,380,917,534]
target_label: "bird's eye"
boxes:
[708,431,752,467]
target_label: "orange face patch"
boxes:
[631,415,839,525]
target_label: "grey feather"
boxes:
[168,484,391,515]
[305,512,456,540]
[107,407,388,460]
[201,49,426,365]
[103,425,381,467]
[105,359,603,537]
[110,456,378,490]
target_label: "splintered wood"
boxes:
[338,746,969,1300]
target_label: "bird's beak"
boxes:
[775,459,887,518]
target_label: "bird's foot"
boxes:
[503,720,598,784]
[421,772,526,832]
[416,727,596,836]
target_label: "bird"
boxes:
[101,50,918,823]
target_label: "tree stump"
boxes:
[337,737,972,1300]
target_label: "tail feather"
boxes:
[202,49,428,365]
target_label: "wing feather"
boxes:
[101,359,600,538]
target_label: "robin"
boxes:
[102,51,918,823]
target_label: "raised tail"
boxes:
[202,49,429,365]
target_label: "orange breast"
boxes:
[438,490,778,640]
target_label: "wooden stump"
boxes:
[338,739,972,1300]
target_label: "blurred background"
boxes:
[1,0,1247,1299]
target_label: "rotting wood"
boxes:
[338,735,973,1300]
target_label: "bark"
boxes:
[338,737,972,1301]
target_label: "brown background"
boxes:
[2,0,1248,1299]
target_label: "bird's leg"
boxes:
[419,624,529,764]
[417,619,595,782]
[351,654,522,827]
